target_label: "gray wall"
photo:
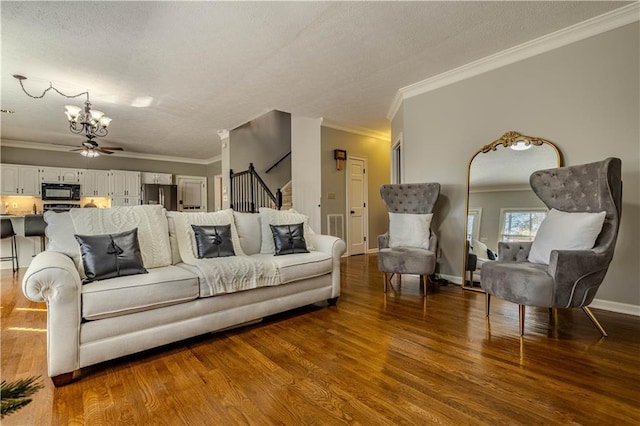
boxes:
[393,23,639,306]
[469,189,546,252]
[320,126,390,250]
[0,144,221,211]
[229,110,291,193]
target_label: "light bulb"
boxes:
[90,110,104,121]
[65,105,81,121]
[99,116,112,127]
[510,141,531,151]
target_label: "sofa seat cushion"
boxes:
[82,265,199,320]
[251,252,332,284]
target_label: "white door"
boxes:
[176,175,207,212]
[347,157,367,256]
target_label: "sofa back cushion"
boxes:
[233,212,262,255]
[166,212,183,264]
[45,205,172,277]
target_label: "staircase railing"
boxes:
[230,163,282,212]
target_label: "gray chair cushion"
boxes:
[481,261,554,307]
[378,247,436,275]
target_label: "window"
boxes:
[499,208,547,242]
[467,208,482,241]
[391,134,403,184]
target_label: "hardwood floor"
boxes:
[2,254,639,425]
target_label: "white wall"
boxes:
[291,116,322,232]
[393,23,639,310]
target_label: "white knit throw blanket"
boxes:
[172,212,279,297]
[70,205,172,270]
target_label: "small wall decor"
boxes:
[334,149,347,170]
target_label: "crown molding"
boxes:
[321,118,390,141]
[0,139,221,165]
[387,3,640,121]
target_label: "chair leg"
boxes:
[485,293,491,317]
[582,307,608,337]
[383,273,395,293]
[421,275,428,297]
[519,305,525,336]
[11,235,18,273]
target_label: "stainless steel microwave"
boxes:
[41,183,81,201]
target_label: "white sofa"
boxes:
[22,205,345,386]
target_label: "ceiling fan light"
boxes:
[80,148,100,158]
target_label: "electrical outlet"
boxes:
[12,202,18,209]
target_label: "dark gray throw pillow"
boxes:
[191,224,235,258]
[74,228,147,283]
[270,223,309,256]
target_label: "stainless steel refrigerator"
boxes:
[142,184,177,211]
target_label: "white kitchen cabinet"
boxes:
[39,167,81,183]
[1,164,40,196]
[110,170,140,197]
[110,170,140,206]
[110,197,139,207]
[80,170,110,197]
[141,172,172,185]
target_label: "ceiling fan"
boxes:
[71,139,124,157]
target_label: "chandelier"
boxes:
[64,100,112,139]
[13,75,113,152]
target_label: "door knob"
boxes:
[350,210,355,214]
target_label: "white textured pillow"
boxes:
[171,209,246,263]
[528,209,606,265]
[388,212,433,250]
[259,208,315,253]
[472,239,489,259]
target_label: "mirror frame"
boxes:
[462,131,563,292]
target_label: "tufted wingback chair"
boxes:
[481,158,622,336]
[378,183,440,296]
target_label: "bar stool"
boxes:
[24,214,47,254]
[1,218,19,272]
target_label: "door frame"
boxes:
[345,155,369,256]
[214,174,223,211]
[175,175,207,212]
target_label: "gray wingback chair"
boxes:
[378,183,440,296]
[481,158,622,337]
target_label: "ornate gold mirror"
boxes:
[462,131,562,291]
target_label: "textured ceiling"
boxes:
[0,1,627,161]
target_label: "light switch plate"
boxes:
[327,192,336,200]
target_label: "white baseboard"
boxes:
[432,274,639,316]
[590,299,640,316]
[438,273,463,285]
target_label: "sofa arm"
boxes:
[548,249,611,308]
[378,232,389,249]
[309,234,346,299]
[22,251,82,378]
[310,234,346,259]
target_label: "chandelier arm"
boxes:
[68,124,85,135]
[94,128,109,138]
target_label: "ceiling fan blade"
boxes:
[96,147,115,154]
[70,148,84,152]
[100,146,124,151]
